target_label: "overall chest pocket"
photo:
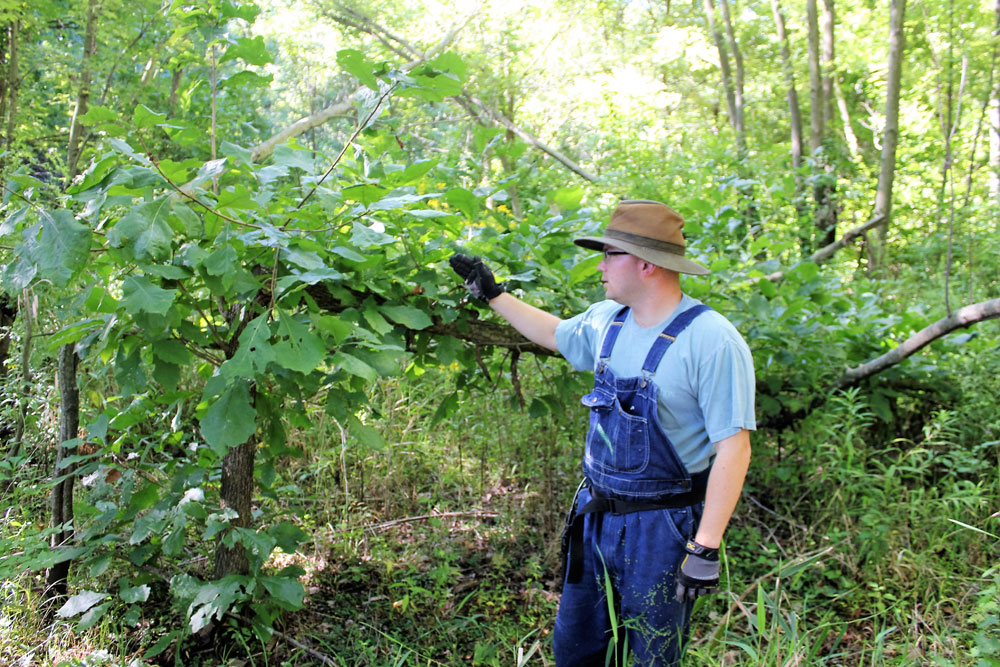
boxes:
[581,390,650,473]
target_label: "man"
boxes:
[450,199,755,666]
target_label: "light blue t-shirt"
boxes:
[555,295,756,473]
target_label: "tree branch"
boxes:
[835,297,1000,388]
[760,213,885,282]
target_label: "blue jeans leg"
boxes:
[553,500,699,667]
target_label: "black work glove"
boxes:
[675,540,720,603]
[449,253,505,302]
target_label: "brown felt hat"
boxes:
[575,200,710,275]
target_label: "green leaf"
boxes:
[108,199,173,262]
[77,602,112,631]
[220,36,273,66]
[550,187,584,210]
[200,381,258,455]
[332,351,377,382]
[120,583,151,604]
[269,522,309,553]
[120,275,177,316]
[342,183,387,207]
[78,105,117,125]
[38,210,91,286]
[223,314,275,380]
[57,591,107,618]
[337,48,378,89]
[134,105,167,129]
[259,575,304,610]
[380,305,431,330]
[350,221,395,248]
[272,311,325,374]
[444,188,478,219]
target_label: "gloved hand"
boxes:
[675,540,720,603]
[449,253,505,302]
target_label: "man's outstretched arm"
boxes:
[450,253,562,352]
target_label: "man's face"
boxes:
[598,245,638,303]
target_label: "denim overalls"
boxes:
[554,304,711,667]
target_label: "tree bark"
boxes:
[990,0,1000,201]
[214,434,257,578]
[45,345,80,602]
[806,0,824,154]
[836,298,1000,388]
[66,0,101,182]
[771,0,805,201]
[869,0,907,274]
[2,18,19,164]
[719,0,746,155]
[703,0,738,145]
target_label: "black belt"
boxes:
[561,470,710,585]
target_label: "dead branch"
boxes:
[836,297,1000,388]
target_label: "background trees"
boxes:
[1,0,998,664]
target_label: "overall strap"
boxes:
[641,304,712,374]
[598,306,630,360]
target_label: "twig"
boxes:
[271,628,338,666]
[343,510,499,534]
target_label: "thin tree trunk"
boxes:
[2,18,19,165]
[66,0,101,182]
[807,0,824,154]
[45,345,80,602]
[991,0,1000,201]
[214,391,257,579]
[719,0,746,155]
[703,0,737,138]
[771,0,803,175]
[869,0,907,274]
[815,0,838,247]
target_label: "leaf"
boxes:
[38,210,91,286]
[444,188,478,219]
[223,314,275,380]
[272,311,325,374]
[220,36,273,66]
[56,591,107,618]
[380,305,431,330]
[332,351,377,382]
[342,183,387,207]
[350,221,395,248]
[134,105,167,128]
[200,381,258,455]
[78,105,117,125]
[269,522,309,553]
[77,602,112,631]
[120,583,151,604]
[108,199,173,262]
[550,187,584,210]
[337,48,378,89]
[259,575,305,610]
[120,275,177,316]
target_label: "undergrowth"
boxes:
[2,339,998,666]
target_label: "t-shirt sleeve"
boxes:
[555,302,611,372]
[697,332,757,444]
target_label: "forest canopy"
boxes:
[0,0,998,664]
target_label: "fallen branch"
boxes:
[836,296,1000,388]
[361,510,499,533]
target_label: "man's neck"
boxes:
[627,288,684,328]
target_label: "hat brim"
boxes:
[575,236,710,276]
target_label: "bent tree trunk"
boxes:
[45,345,80,602]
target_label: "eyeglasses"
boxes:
[602,250,629,260]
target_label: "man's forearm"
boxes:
[694,429,751,549]
[488,293,562,352]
